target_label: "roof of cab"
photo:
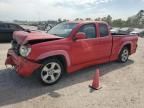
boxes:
[67,20,108,25]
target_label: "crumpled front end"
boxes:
[5,49,41,77]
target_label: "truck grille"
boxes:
[11,40,20,55]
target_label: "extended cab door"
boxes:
[95,23,112,62]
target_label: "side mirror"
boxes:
[73,32,86,41]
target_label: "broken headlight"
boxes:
[19,45,31,57]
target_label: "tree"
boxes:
[106,15,112,25]
[63,19,67,22]
[101,17,107,22]
[75,18,80,21]
[112,19,123,27]
[126,10,144,28]
[85,18,92,21]
[79,18,84,21]
[125,18,131,27]
[95,17,101,21]
[58,18,62,23]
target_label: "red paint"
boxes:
[13,31,63,44]
[5,21,138,77]
[5,49,41,77]
[36,50,71,66]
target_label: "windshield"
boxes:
[48,22,77,38]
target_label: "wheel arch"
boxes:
[123,44,131,54]
[119,42,132,55]
[36,50,71,70]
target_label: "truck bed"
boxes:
[111,33,136,37]
[111,33,138,58]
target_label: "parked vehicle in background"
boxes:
[0,22,25,42]
[130,31,140,36]
[37,23,55,31]
[110,27,120,34]
[140,30,144,37]
[20,25,38,31]
[130,28,144,37]
[5,21,138,85]
[119,27,133,34]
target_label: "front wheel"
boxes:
[118,47,129,63]
[39,59,64,85]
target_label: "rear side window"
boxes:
[99,23,109,37]
[79,24,96,38]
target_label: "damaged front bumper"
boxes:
[5,49,41,77]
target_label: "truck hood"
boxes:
[13,31,63,44]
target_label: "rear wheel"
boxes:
[39,59,64,85]
[118,47,129,63]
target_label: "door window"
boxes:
[79,24,96,38]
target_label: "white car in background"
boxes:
[119,27,133,34]
[130,28,144,37]
[110,27,120,34]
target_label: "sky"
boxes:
[0,0,143,21]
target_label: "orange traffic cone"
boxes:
[89,68,102,90]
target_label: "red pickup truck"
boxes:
[5,21,138,85]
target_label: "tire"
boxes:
[118,47,129,63]
[39,59,64,85]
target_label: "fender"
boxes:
[36,50,71,66]
[118,41,132,55]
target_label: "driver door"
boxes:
[70,23,97,65]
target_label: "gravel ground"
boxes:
[0,38,144,108]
